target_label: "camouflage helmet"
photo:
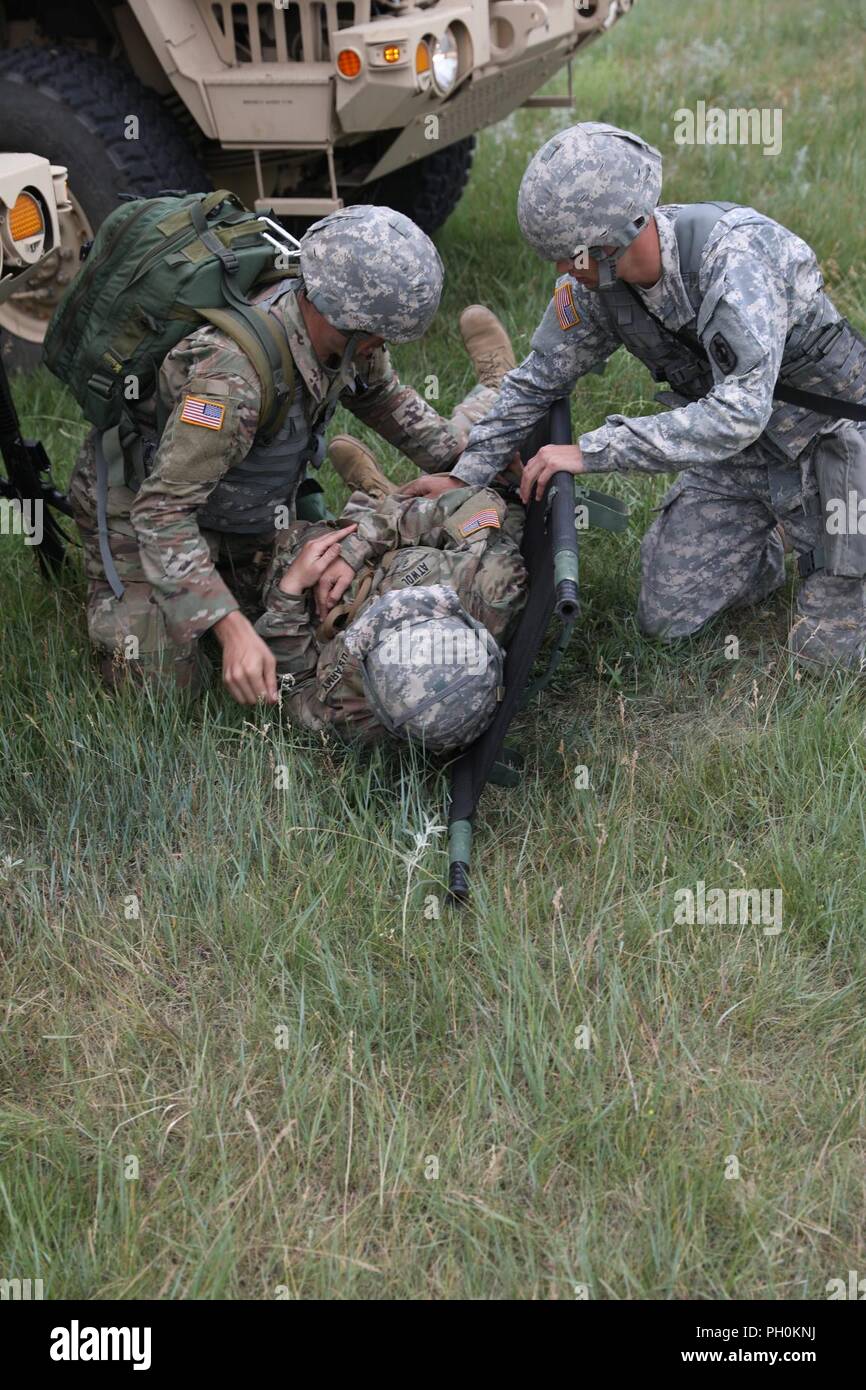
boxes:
[299,205,444,343]
[517,122,662,284]
[344,585,503,752]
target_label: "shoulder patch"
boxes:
[459,508,501,538]
[709,333,738,374]
[554,279,581,331]
[180,395,226,430]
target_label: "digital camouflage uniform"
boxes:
[69,279,498,692]
[458,126,866,669]
[253,485,526,743]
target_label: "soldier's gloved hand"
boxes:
[213,611,279,706]
[399,473,464,499]
[519,444,585,504]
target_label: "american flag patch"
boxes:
[554,279,581,331]
[460,508,501,537]
[180,395,226,430]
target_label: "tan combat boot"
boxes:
[459,304,516,389]
[328,435,398,501]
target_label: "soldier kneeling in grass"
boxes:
[407,123,866,671]
[66,203,516,703]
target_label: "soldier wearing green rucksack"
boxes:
[50,192,514,701]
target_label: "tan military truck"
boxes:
[0,152,74,566]
[0,0,635,362]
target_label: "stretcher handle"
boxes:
[548,399,580,621]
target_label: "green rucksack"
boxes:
[44,188,296,437]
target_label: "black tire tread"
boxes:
[0,45,209,196]
[366,135,476,235]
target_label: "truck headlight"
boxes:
[415,40,433,92]
[429,28,459,95]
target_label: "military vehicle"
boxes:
[0,1,635,361]
[0,152,74,566]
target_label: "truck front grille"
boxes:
[205,1,368,64]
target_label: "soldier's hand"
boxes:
[519,444,585,504]
[214,611,279,706]
[278,524,357,596]
[315,558,355,619]
[399,473,464,499]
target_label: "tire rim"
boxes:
[0,188,93,343]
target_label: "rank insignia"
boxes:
[459,508,501,537]
[180,396,226,430]
[554,278,581,331]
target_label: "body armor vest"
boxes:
[593,203,866,464]
[95,281,336,599]
[197,279,330,535]
[197,384,327,535]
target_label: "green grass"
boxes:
[2,0,866,1299]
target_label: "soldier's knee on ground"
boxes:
[97,645,212,695]
[636,588,709,641]
[637,482,787,641]
[87,581,212,695]
[788,571,866,672]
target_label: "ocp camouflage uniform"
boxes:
[253,485,526,742]
[69,280,497,690]
[454,202,866,668]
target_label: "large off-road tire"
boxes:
[0,45,210,370]
[363,135,476,235]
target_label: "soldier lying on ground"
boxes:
[68,205,516,703]
[253,478,527,748]
[405,123,866,671]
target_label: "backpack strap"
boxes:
[188,195,243,276]
[195,299,295,441]
[94,426,127,600]
[315,549,399,644]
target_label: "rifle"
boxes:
[446,396,628,905]
[0,157,74,574]
[0,319,73,577]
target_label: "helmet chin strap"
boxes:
[595,253,621,290]
[339,330,362,373]
[321,328,363,406]
[585,216,647,290]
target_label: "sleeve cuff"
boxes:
[265,589,311,618]
[423,447,462,474]
[578,431,615,474]
[174,593,239,644]
[451,453,499,487]
[339,534,374,570]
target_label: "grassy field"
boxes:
[2,0,866,1300]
